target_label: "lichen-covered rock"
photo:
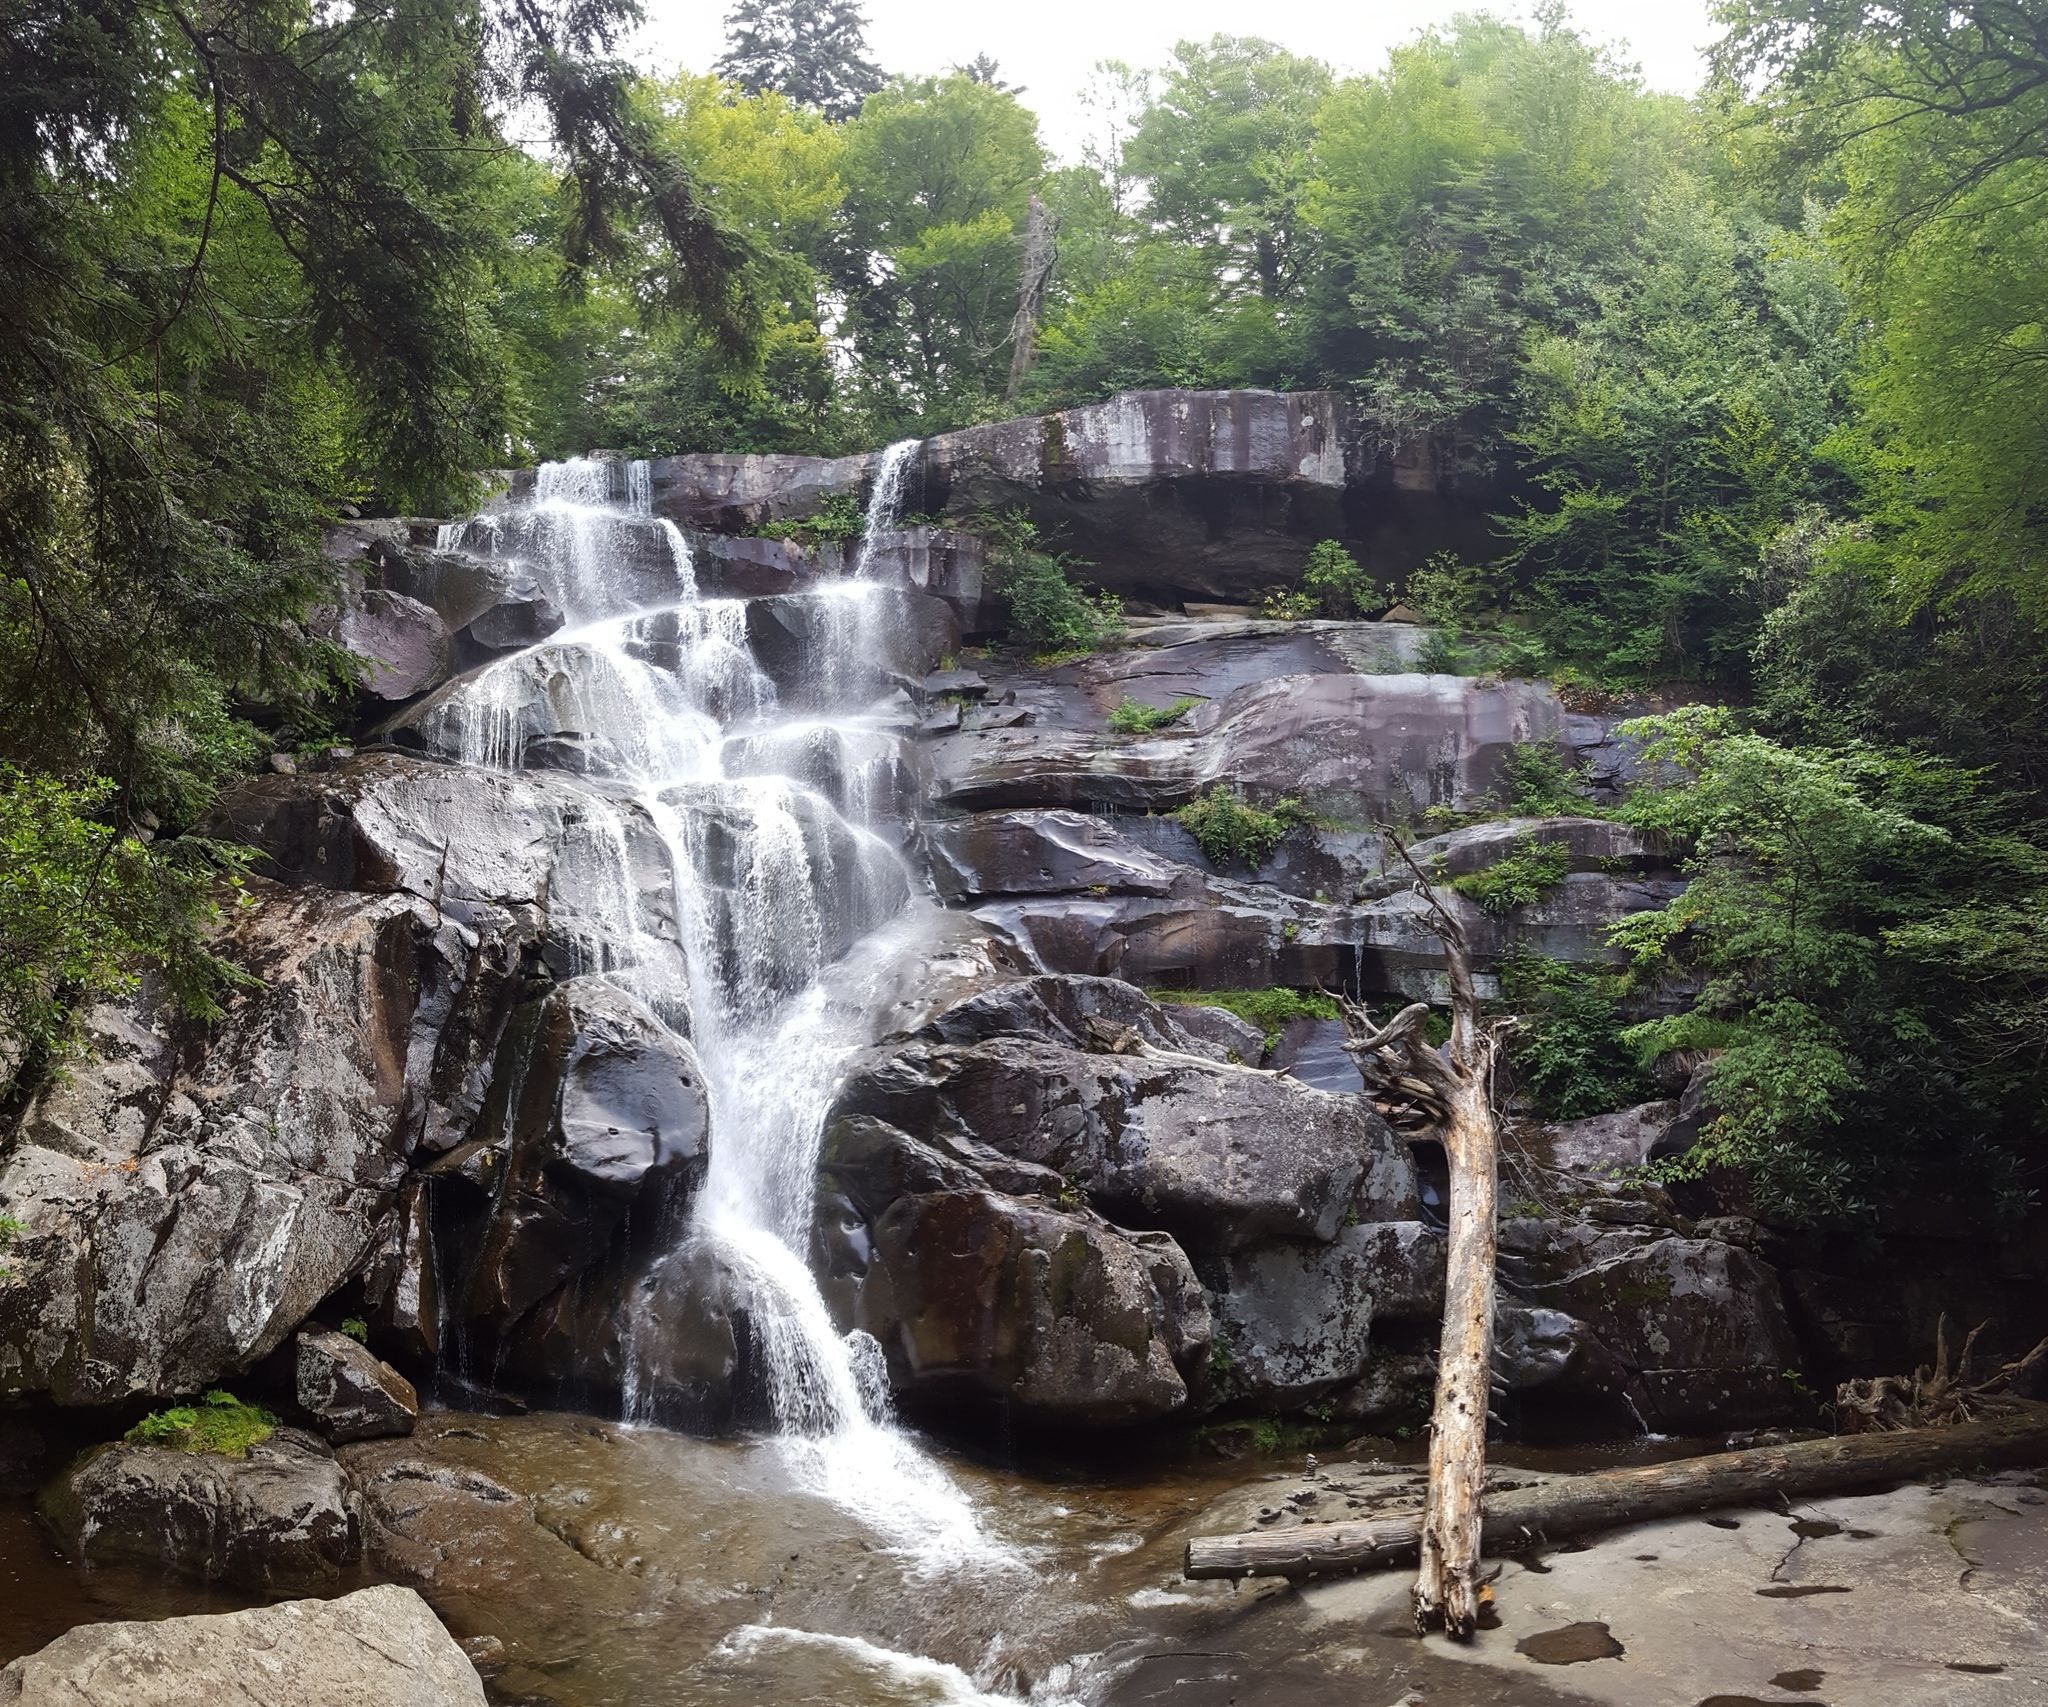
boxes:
[0,1584,485,1706]
[1212,1221,1444,1404]
[856,1189,1209,1425]
[39,1429,361,1593]
[1506,1216,1804,1431]
[296,1328,418,1443]
[0,883,527,1406]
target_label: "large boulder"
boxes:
[856,1189,1209,1426]
[832,1030,1418,1257]
[39,1429,361,1593]
[435,977,708,1333]
[0,1584,486,1706]
[296,1328,418,1443]
[0,883,527,1406]
[317,587,451,702]
[927,809,1181,901]
[1502,1212,1805,1432]
[212,752,683,979]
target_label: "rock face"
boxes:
[0,882,528,1405]
[649,390,1505,600]
[0,1585,487,1707]
[931,672,1568,822]
[39,1430,361,1592]
[318,587,451,701]
[431,976,708,1365]
[1497,1201,1805,1433]
[820,977,1424,1423]
[858,1189,1209,1425]
[296,1328,419,1443]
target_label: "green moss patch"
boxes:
[126,1390,279,1458]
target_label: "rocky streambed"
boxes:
[8,1411,2044,1705]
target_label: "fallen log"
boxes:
[1184,1402,2048,1582]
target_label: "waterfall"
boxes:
[427,452,995,1568]
[856,439,920,577]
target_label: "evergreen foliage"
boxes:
[718,0,885,122]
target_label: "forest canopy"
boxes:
[2,0,2044,1225]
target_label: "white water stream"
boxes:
[431,452,1000,1569]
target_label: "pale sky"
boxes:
[634,1,1720,158]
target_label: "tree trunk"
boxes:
[1414,1064,1498,1636]
[1337,841,1504,1638]
[1184,1402,2048,1581]
[1004,194,1057,402]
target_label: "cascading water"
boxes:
[429,452,997,1567]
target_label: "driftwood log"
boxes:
[1336,840,1513,1637]
[1184,1403,2048,1582]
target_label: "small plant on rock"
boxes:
[1451,836,1571,915]
[340,1316,370,1344]
[1258,587,1317,621]
[1300,539,1382,618]
[1172,786,1309,867]
[1108,695,1199,735]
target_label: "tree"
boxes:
[0,0,750,1091]
[1495,186,1856,684]
[838,74,1045,430]
[1339,846,1511,1638]
[1125,36,1333,303]
[1611,706,2048,1224]
[717,0,884,122]
[1716,1,2048,616]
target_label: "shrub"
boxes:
[755,489,866,547]
[1300,539,1381,618]
[127,1390,279,1458]
[1500,954,1649,1120]
[1451,836,1572,915]
[1172,787,1308,866]
[1108,695,1199,735]
[1498,742,1593,817]
[981,509,1122,657]
[340,1316,369,1344]
[1149,986,1340,1047]
[1258,588,1317,621]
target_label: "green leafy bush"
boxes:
[754,490,866,547]
[1149,986,1340,1047]
[1451,837,1571,915]
[1258,588,1317,621]
[1300,539,1381,618]
[1498,743,1593,817]
[1172,787,1309,866]
[1500,954,1649,1121]
[126,1390,279,1458]
[2,770,256,1089]
[340,1316,369,1344]
[1108,695,1199,734]
[981,509,1122,657]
